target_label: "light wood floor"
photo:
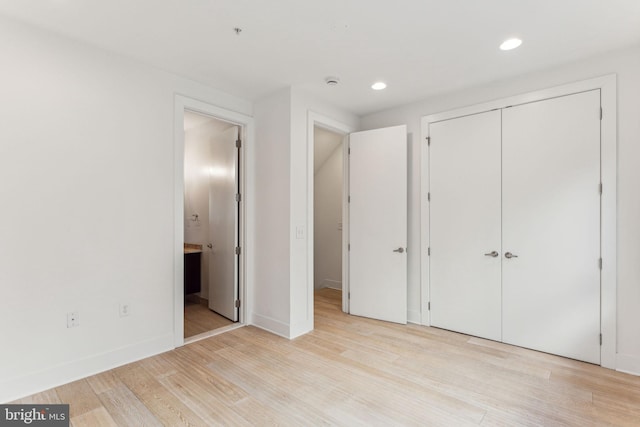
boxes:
[14,288,640,426]
[184,296,234,339]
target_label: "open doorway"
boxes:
[313,125,346,314]
[183,110,240,340]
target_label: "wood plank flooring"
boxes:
[13,288,640,426]
[184,296,234,338]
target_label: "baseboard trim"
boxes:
[323,279,342,290]
[250,312,290,339]
[0,334,174,403]
[616,353,640,376]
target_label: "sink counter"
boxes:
[184,243,203,254]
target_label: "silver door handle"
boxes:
[505,252,518,259]
[484,251,499,258]
[393,247,405,253]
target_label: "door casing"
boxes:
[174,95,253,347]
[307,112,356,327]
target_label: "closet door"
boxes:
[502,90,601,364]
[429,110,502,341]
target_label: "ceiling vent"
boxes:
[325,76,340,86]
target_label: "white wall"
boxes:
[251,88,292,337]
[252,87,358,338]
[0,16,252,402]
[360,46,640,373]
[314,138,343,290]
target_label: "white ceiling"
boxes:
[1,1,639,115]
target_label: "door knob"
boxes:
[505,252,518,259]
[393,247,405,253]
[484,251,499,258]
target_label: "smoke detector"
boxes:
[325,76,340,86]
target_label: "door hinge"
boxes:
[599,258,602,270]
[236,139,242,148]
[600,333,602,346]
[235,193,242,202]
[599,183,603,195]
[348,147,351,155]
[348,292,350,299]
[427,136,431,146]
[427,192,431,202]
[428,247,431,256]
[235,299,241,308]
[600,107,603,120]
[348,195,351,203]
[348,243,351,251]
[235,246,241,255]
[428,302,431,311]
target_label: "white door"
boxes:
[429,111,503,341]
[208,126,239,321]
[349,125,407,324]
[502,90,601,363]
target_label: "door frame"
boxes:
[174,94,254,347]
[307,112,355,319]
[420,74,617,369]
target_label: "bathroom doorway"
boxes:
[183,110,241,340]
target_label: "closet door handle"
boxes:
[393,247,405,253]
[505,252,518,259]
[484,251,499,258]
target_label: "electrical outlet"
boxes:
[119,303,130,317]
[67,311,79,328]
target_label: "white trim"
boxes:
[322,279,343,290]
[599,76,617,369]
[251,313,291,339]
[0,334,173,403]
[341,134,350,313]
[307,112,356,320]
[420,120,430,325]
[174,94,254,348]
[420,74,617,369]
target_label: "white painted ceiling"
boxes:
[1,1,639,115]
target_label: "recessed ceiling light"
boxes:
[371,82,387,90]
[500,38,522,51]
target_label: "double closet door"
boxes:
[429,90,601,364]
